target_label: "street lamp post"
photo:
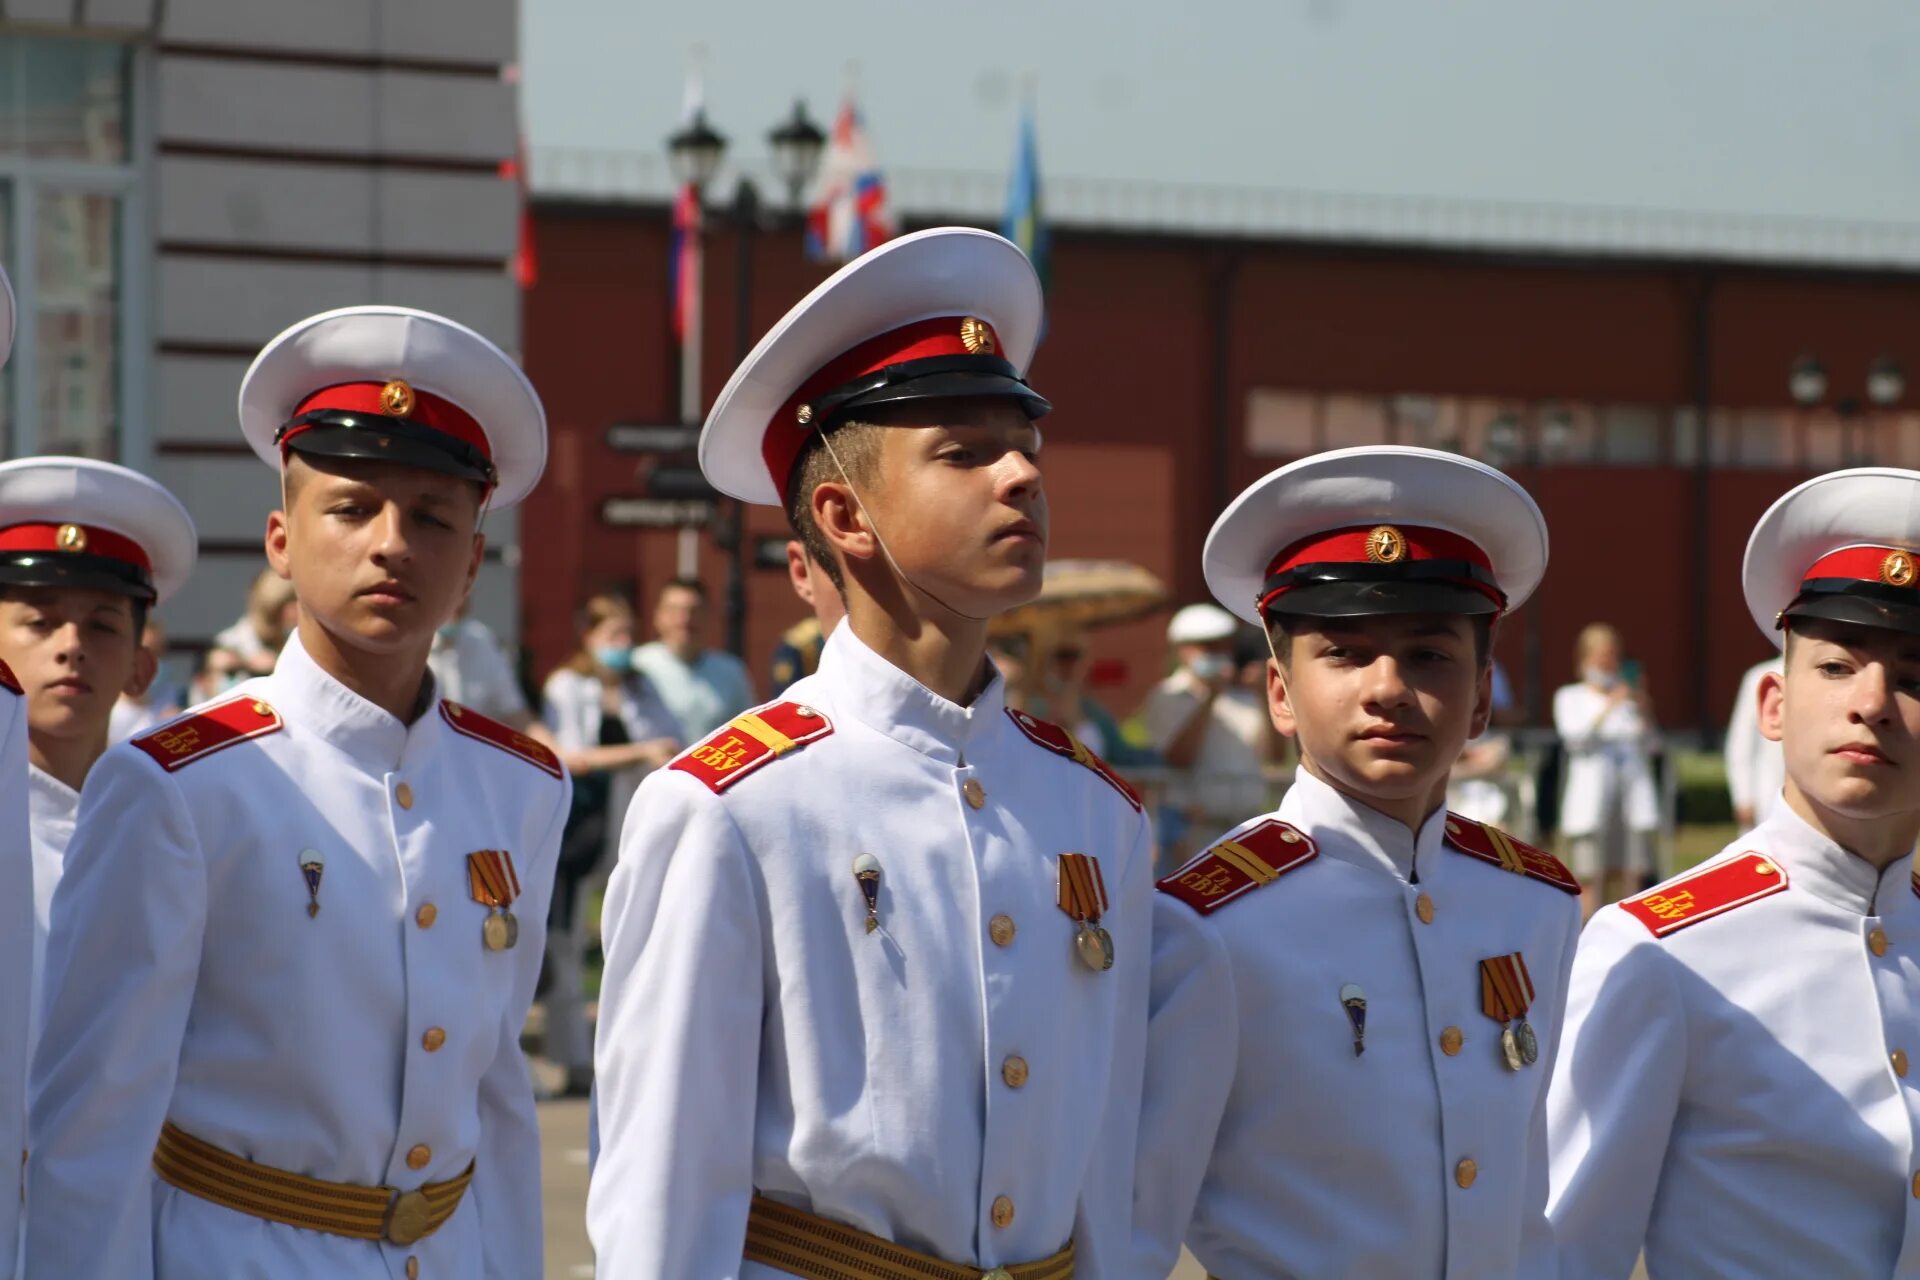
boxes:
[1787,355,1903,467]
[666,107,728,576]
[710,102,827,658]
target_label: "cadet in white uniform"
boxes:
[27,307,568,1278]
[0,458,198,1059]
[0,265,34,1280]
[1133,447,1582,1280]
[589,228,1154,1279]
[1549,467,1920,1278]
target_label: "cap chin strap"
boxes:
[820,431,991,624]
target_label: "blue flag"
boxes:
[1002,107,1049,301]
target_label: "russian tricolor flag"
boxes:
[805,98,897,263]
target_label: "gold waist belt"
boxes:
[744,1194,1074,1280]
[152,1121,473,1246]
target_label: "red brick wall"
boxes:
[520,202,1920,733]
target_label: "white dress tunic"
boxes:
[0,673,29,1280]
[25,631,568,1278]
[25,765,77,1060]
[1134,769,1581,1280]
[1548,805,1920,1278]
[588,625,1154,1278]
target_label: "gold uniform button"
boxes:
[989,914,1016,948]
[407,1144,431,1171]
[1455,1158,1478,1189]
[1912,1170,1920,1199]
[1440,1026,1464,1056]
[423,1027,446,1053]
[991,1195,1015,1228]
[396,781,415,810]
[406,1259,419,1280]
[415,903,437,929]
[1415,893,1435,925]
[1872,928,1891,957]
[1002,1056,1030,1089]
[963,779,987,810]
[1895,1049,1911,1078]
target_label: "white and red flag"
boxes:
[805,98,896,263]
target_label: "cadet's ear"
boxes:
[1267,650,1297,738]
[1758,666,1786,745]
[811,478,876,568]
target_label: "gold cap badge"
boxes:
[379,380,415,417]
[959,316,997,355]
[1365,525,1407,564]
[796,403,814,426]
[1883,550,1916,588]
[55,523,88,553]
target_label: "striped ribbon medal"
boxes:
[1058,853,1114,972]
[1479,951,1538,1070]
[467,850,523,951]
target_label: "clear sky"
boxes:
[523,0,1920,225]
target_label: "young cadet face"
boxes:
[267,455,484,658]
[0,586,153,746]
[1270,612,1492,811]
[1763,618,1920,825]
[855,397,1048,617]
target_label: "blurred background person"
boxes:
[1725,653,1785,831]
[1554,621,1660,915]
[108,618,190,742]
[430,593,543,736]
[769,540,845,697]
[539,593,683,1096]
[1024,632,1124,758]
[204,567,297,690]
[1142,602,1283,868]
[634,577,756,738]
[1449,653,1525,828]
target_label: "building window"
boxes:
[0,34,140,461]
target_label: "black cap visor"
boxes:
[815,353,1051,427]
[1261,559,1504,620]
[0,551,156,603]
[1782,581,1920,636]
[277,412,496,487]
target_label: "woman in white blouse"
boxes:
[540,594,682,1094]
[1553,622,1660,917]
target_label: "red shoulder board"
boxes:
[669,701,834,794]
[131,697,283,772]
[1157,819,1318,915]
[0,659,18,695]
[1443,813,1581,895]
[1620,853,1788,937]
[441,701,563,778]
[1004,708,1143,811]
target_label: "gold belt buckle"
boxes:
[981,1271,1015,1280]
[384,1187,434,1245]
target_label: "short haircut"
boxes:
[781,421,884,595]
[660,577,709,605]
[1265,612,1494,669]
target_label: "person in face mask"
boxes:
[538,593,682,1094]
[1552,621,1660,915]
[1142,602,1285,870]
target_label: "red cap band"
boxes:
[286,382,492,460]
[1259,523,1500,616]
[1804,545,1920,589]
[0,522,152,571]
[762,316,1001,505]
